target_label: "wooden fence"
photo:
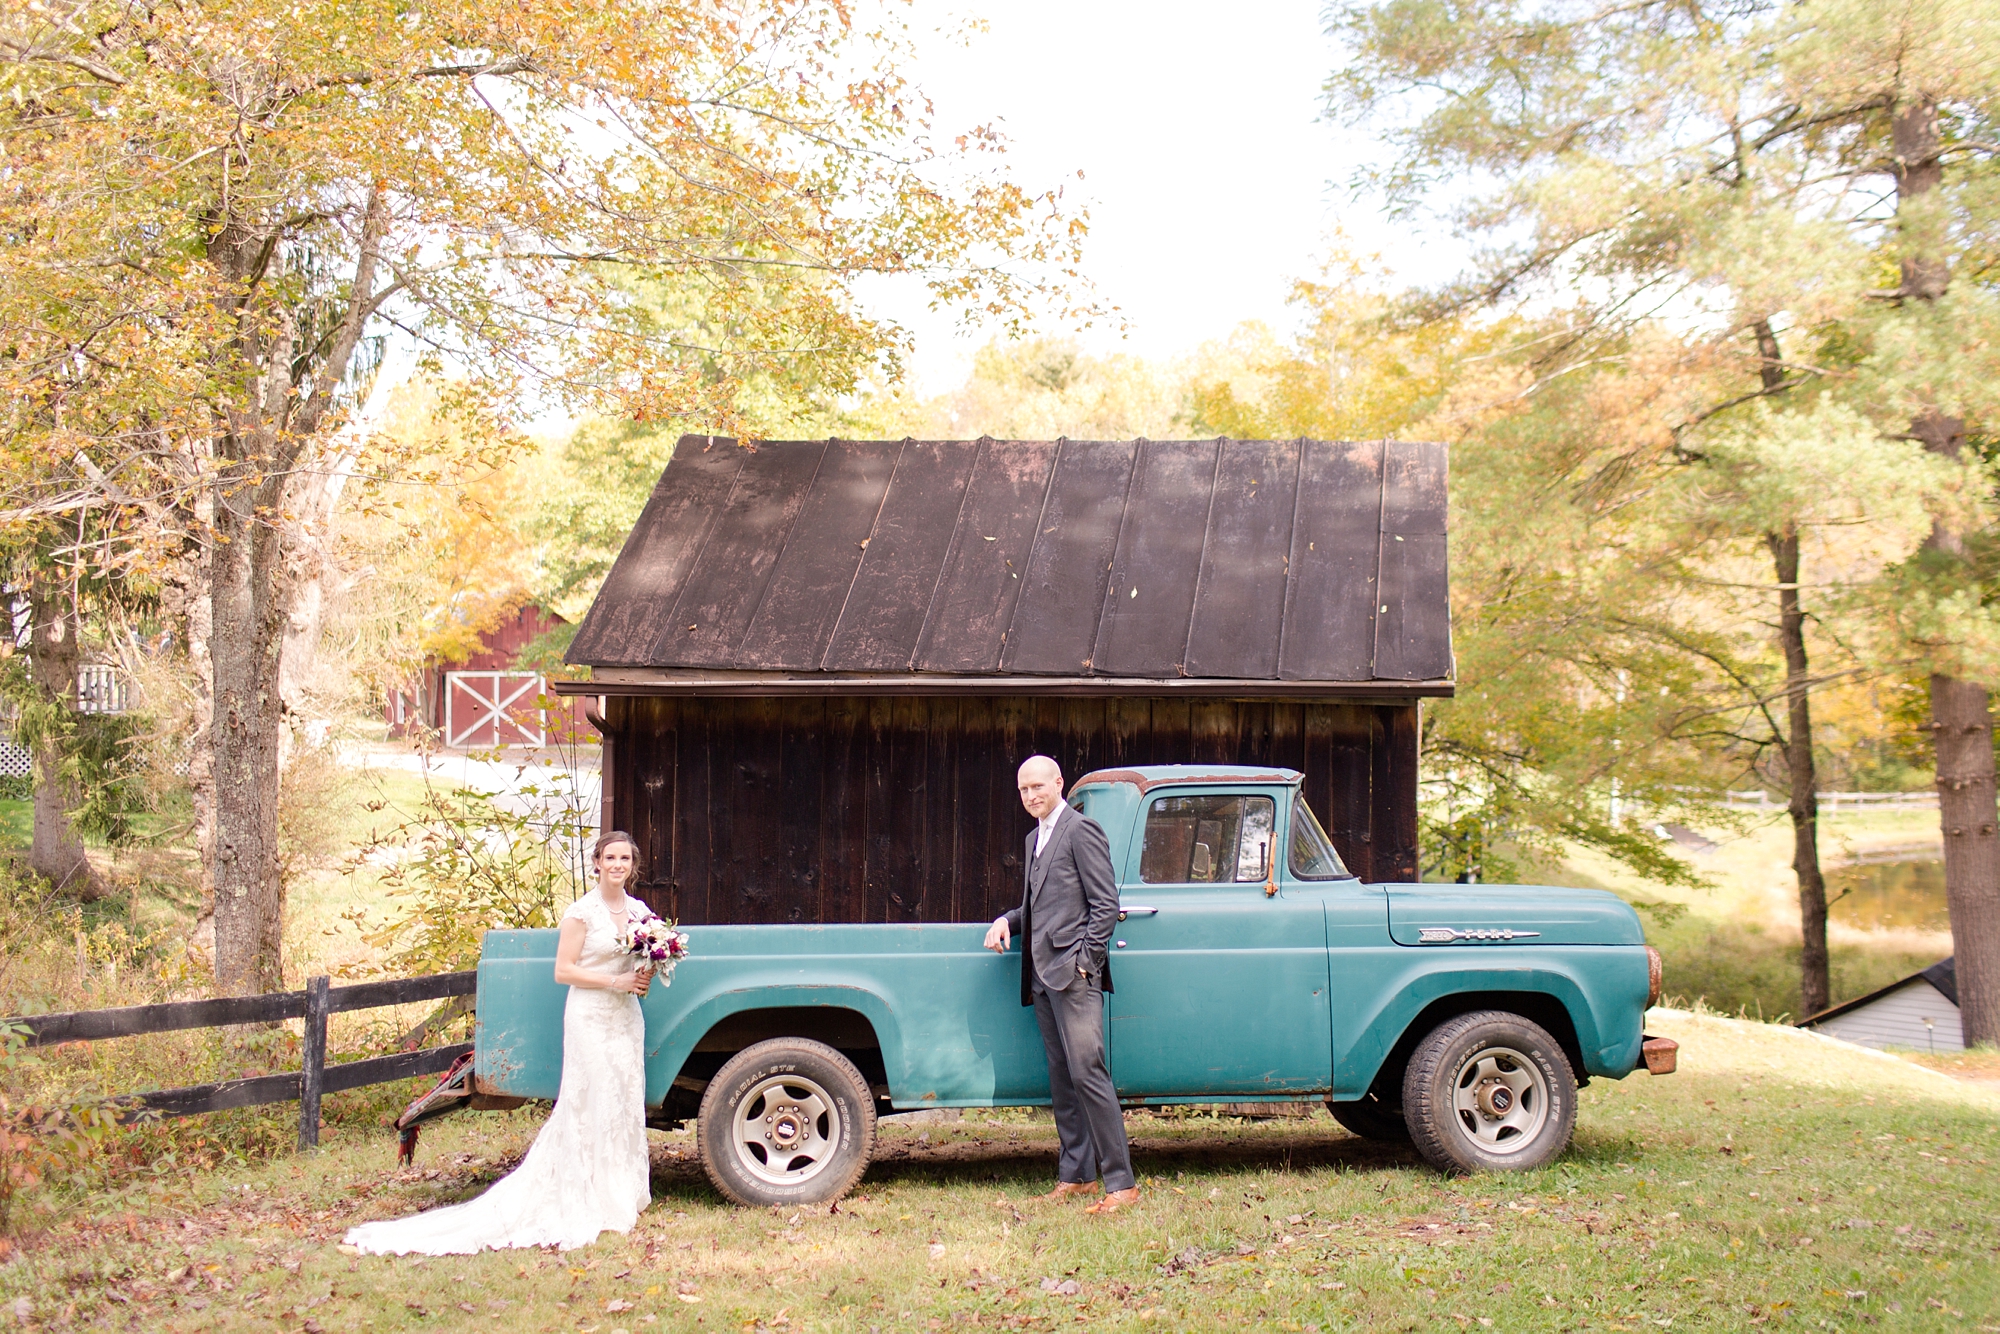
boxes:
[5,971,478,1150]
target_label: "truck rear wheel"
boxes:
[1326,1092,1409,1142]
[697,1038,876,1208]
[1402,1010,1576,1174]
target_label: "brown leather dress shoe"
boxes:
[1043,1181,1102,1202]
[1084,1186,1140,1215]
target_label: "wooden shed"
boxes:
[1798,958,1962,1053]
[555,435,1452,927]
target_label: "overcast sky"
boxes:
[865,0,1452,393]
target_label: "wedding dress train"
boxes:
[343,894,653,1255]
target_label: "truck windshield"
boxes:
[1289,795,1352,880]
[1140,794,1275,884]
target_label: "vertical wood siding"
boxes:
[609,695,1418,925]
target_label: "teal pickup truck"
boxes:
[415,765,1672,1206]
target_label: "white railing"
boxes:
[76,664,131,714]
[1723,790,1938,812]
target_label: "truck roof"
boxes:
[1073,764,1303,792]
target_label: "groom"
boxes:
[983,755,1139,1214]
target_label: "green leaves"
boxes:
[343,773,594,978]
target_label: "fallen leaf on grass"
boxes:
[606,1298,634,1313]
[675,1293,701,1304]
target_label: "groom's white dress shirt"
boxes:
[1034,801,1065,856]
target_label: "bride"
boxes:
[344,832,659,1255]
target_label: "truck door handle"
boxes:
[1116,906,1159,921]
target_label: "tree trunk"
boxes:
[1748,318,1830,1016]
[1893,95,2000,1044]
[1915,411,2000,1046]
[199,189,383,995]
[1931,673,2000,1044]
[25,586,102,900]
[207,491,291,995]
[1765,526,1828,1016]
[276,455,352,752]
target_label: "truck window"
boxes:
[1139,794,1275,884]
[1289,794,1352,879]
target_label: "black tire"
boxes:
[697,1038,876,1207]
[1327,1092,1410,1142]
[1401,1010,1576,1174]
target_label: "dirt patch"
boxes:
[1897,1047,2000,1088]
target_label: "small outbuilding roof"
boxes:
[566,436,1451,695]
[1799,957,1958,1028]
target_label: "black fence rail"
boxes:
[5,971,478,1149]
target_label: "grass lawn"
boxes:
[3,1010,1995,1332]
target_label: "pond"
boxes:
[1824,858,1948,931]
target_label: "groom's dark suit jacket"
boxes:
[1000,806,1119,1007]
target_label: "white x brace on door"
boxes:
[442,671,545,748]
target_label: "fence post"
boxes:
[299,975,329,1151]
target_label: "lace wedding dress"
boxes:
[344,894,655,1255]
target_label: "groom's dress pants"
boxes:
[1030,972,1135,1192]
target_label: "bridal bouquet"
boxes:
[627,919,691,980]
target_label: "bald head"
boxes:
[1017,755,1064,821]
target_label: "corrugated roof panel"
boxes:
[1001,441,1139,675]
[735,440,901,669]
[1374,441,1452,680]
[1091,440,1218,677]
[566,438,746,667]
[1183,439,1301,679]
[568,434,1452,688]
[1278,440,1385,681]
[650,442,827,667]
[822,442,980,671]
[910,440,1059,672]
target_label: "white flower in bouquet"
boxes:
[627,918,690,983]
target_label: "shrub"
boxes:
[343,755,594,977]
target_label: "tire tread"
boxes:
[697,1037,876,1207]
[1401,1009,1576,1175]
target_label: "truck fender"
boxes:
[649,984,905,1108]
[1336,954,1648,1099]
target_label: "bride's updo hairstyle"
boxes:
[591,831,643,880]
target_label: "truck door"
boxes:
[1105,789,1335,1098]
[1287,792,1398,1097]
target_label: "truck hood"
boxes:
[1381,883,1645,947]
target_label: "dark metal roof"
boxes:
[566,436,1452,689]
[1796,956,1956,1028]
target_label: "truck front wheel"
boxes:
[1402,1010,1576,1174]
[697,1038,876,1207]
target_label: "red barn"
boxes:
[386,603,578,748]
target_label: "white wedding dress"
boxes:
[344,894,655,1255]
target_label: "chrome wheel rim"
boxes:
[731,1074,841,1187]
[1449,1044,1549,1155]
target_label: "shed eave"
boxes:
[549,669,1454,700]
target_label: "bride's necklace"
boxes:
[600,886,637,943]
